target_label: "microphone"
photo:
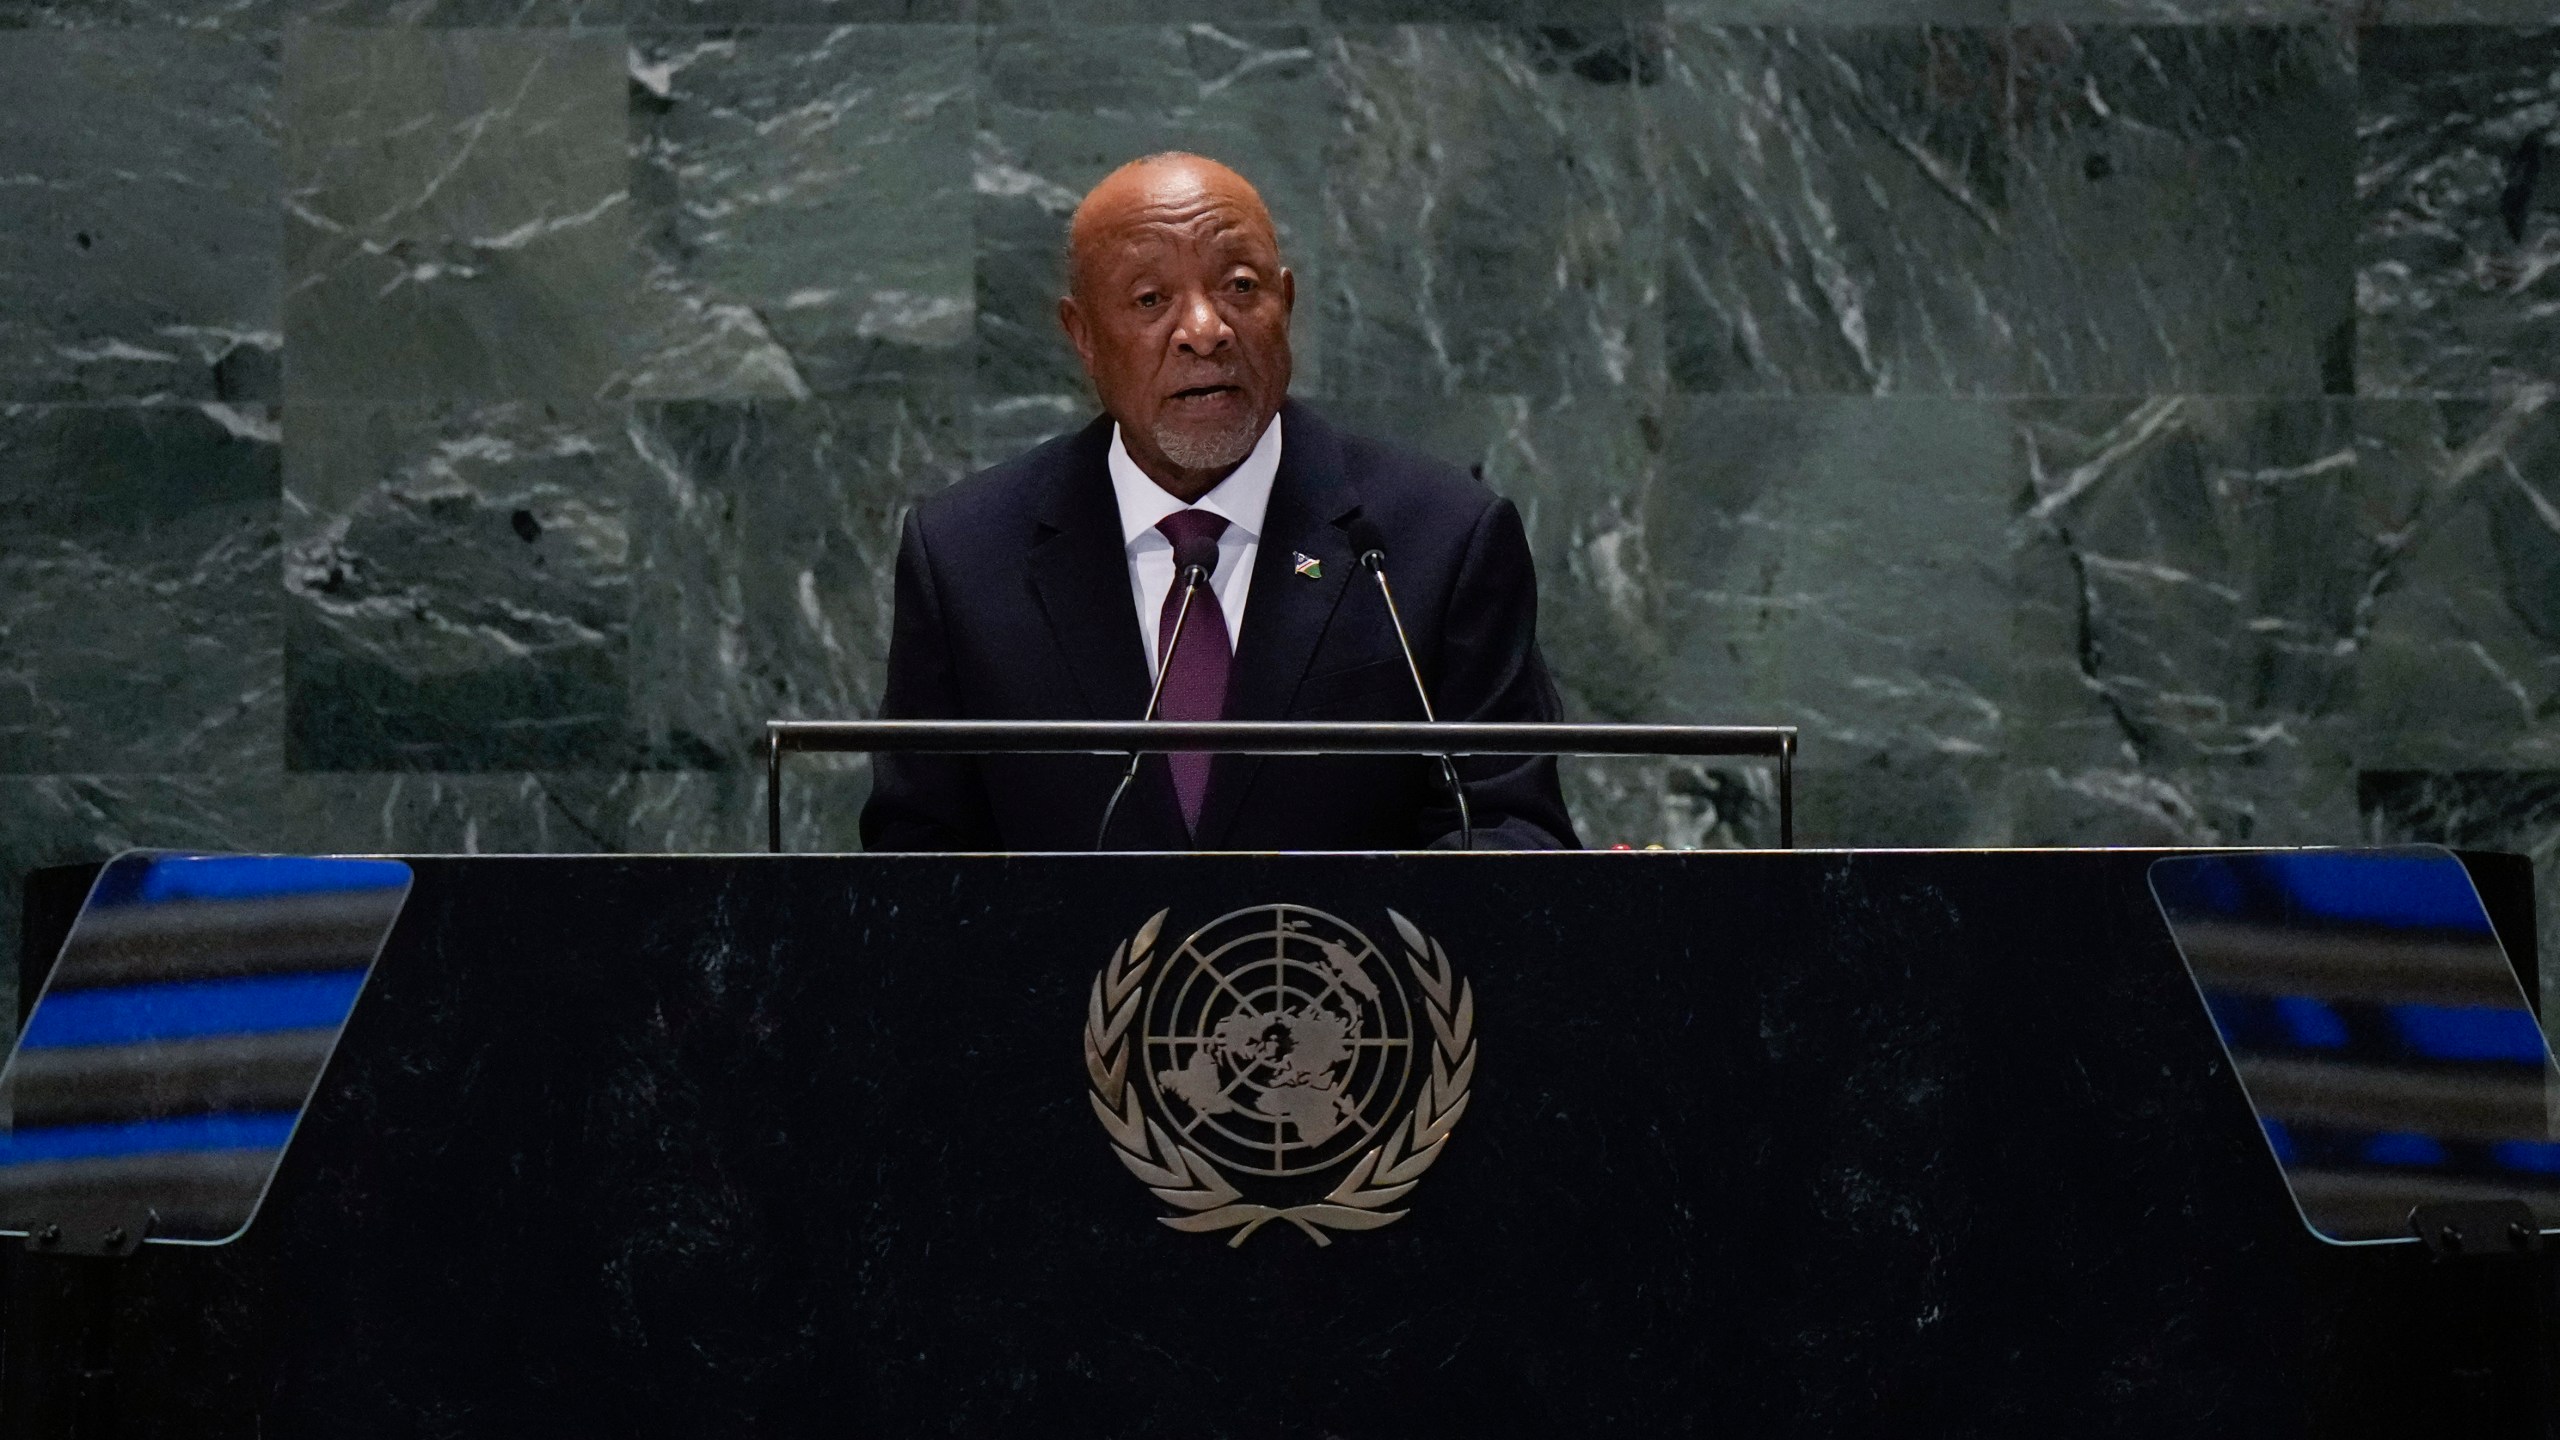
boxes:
[1347,518,1472,851]
[1094,557,1213,850]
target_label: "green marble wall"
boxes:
[4,2,2559,1018]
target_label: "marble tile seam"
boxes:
[6,11,2554,37]
[0,16,2484,42]
[6,390,2552,432]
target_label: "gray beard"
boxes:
[1153,412,1262,473]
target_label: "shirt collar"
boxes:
[1106,412,1283,550]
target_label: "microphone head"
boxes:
[1346,517,1388,572]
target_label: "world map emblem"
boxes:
[1083,904,1477,1245]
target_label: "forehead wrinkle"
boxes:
[1067,160,1282,296]
[1081,203,1268,262]
[1096,210,1267,267]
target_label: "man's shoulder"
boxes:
[1309,407,1506,530]
[909,414,1108,542]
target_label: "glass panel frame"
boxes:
[2150,845,2560,1247]
[0,850,411,1248]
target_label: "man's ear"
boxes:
[1279,267,1295,317]
[1058,294,1096,371]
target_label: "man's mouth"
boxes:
[1169,383,1242,402]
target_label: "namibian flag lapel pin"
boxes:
[1292,552,1323,580]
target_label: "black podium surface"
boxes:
[6,849,2555,1437]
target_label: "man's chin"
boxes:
[1153,413,1264,474]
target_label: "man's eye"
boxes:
[1231,277,1257,294]
[1136,293,1162,309]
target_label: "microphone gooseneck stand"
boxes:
[1094,561,1210,850]
[1352,534,1472,852]
[773,721,1797,853]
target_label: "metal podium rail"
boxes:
[762,720,1799,853]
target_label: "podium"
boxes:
[6,847,2556,1437]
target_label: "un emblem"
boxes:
[1083,904,1477,1246]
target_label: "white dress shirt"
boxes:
[1107,414,1282,680]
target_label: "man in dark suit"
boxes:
[860,152,1577,852]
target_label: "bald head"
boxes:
[1058,153,1295,501]
[1067,153,1281,300]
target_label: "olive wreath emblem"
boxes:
[1082,907,1478,1246]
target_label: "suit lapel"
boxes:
[1194,402,1361,847]
[1025,418,1149,721]
[1024,418,1187,843]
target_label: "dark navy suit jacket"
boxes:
[858,399,1579,852]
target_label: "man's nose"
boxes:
[1171,290,1233,355]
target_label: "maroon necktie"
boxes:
[1154,509,1232,833]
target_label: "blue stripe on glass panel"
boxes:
[2260,1117,2299,1165]
[2491,1140,2560,1176]
[2273,995,2349,1050]
[2259,853,2492,935]
[2360,1132,2448,1168]
[0,1112,298,1167]
[98,855,408,908]
[2390,1003,2552,1066]
[18,971,369,1051]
